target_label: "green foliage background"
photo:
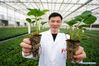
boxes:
[0,27,99,66]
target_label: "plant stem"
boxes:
[28,23,31,34]
[35,17,40,34]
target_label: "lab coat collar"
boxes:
[47,29,60,43]
[48,29,60,34]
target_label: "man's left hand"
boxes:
[74,46,86,63]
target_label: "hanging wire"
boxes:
[51,0,53,12]
[32,0,39,9]
[53,0,57,11]
[60,0,72,13]
[91,7,99,11]
[46,0,50,17]
[62,0,80,18]
[46,0,49,10]
[6,0,8,21]
[18,0,28,8]
[58,0,64,11]
[39,0,44,9]
[0,1,26,15]
[17,0,29,14]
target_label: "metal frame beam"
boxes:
[62,0,80,17]
[63,0,93,18]
[0,1,98,6]
[40,0,44,9]
[0,2,26,15]
[58,0,64,11]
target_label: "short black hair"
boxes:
[48,12,63,20]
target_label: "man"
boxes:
[20,12,86,66]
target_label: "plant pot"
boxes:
[29,34,41,57]
[66,39,80,62]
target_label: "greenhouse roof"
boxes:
[0,0,99,20]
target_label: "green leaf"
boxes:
[27,9,38,17]
[83,15,97,24]
[78,24,90,28]
[81,11,92,18]
[31,21,35,23]
[66,19,78,26]
[43,9,49,13]
[27,8,33,11]
[27,9,49,17]
[26,8,49,33]
[41,22,47,25]
[74,15,82,22]
[26,18,31,23]
[37,18,42,21]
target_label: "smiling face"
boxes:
[48,16,62,34]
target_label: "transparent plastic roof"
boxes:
[0,0,99,20]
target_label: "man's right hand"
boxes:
[20,38,32,56]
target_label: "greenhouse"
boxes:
[0,0,99,66]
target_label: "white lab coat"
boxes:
[22,29,69,66]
